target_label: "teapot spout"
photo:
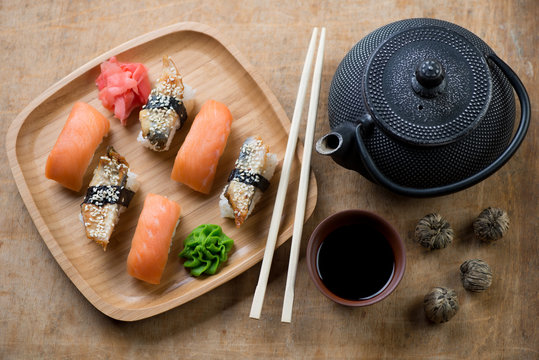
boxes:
[315,132,344,156]
[316,123,364,173]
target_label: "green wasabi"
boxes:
[179,224,234,276]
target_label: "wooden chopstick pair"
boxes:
[249,27,326,322]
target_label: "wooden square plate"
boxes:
[6,22,317,321]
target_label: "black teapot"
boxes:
[316,18,530,197]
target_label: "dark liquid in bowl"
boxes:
[316,224,395,300]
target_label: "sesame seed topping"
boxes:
[224,137,272,223]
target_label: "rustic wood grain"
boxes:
[1,0,537,359]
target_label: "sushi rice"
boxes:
[219,149,278,224]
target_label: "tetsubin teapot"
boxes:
[316,18,530,197]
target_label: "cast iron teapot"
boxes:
[316,18,530,197]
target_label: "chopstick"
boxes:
[281,27,326,323]
[250,28,320,319]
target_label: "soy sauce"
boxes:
[316,224,395,300]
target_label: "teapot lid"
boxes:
[364,25,492,145]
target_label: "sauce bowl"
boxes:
[306,209,406,306]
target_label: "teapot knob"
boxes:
[412,59,446,98]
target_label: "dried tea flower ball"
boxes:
[460,259,492,292]
[423,287,459,323]
[473,207,509,242]
[415,213,454,249]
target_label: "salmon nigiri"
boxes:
[127,193,181,285]
[45,102,110,191]
[171,100,233,194]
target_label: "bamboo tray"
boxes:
[6,22,317,321]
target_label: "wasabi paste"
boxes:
[179,224,234,276]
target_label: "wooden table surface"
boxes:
[1,0,537,358]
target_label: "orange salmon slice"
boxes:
[127,193,181,285]
[45,102,110,191]
[170,100,233,194]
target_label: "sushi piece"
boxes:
[45,102,110,191]
[137,56,195,151]
[171,100,233,194]
[127,193,181,284]
[80,146,139,250]
[219,137,278,227]
[96,56,151,125]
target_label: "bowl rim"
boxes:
[306,209,406,306]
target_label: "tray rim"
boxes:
[5,21,317,321]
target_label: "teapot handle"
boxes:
[355,53,531,197]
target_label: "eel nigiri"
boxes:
[219,137,278,227]
[45,102,110,191]
[137,56,195,151]
[127,194,181,285]
[80,146,139,250]
[171,100,233,194]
